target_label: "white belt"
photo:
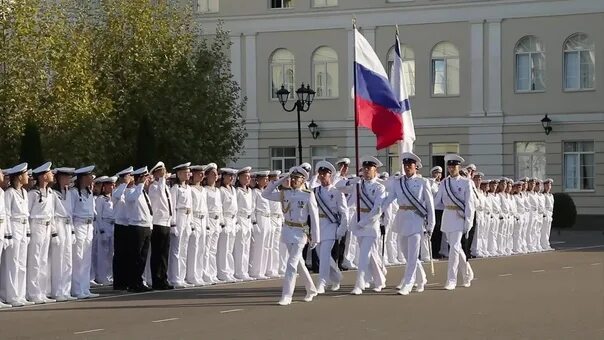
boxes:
[30,218,52,226]
[237,212,252,219]
[10,218,28,224]
[193,212,205,219]
[73,217,93,224]
[223,212,236,219]
[256,211,271,218]
[208,213,221,220]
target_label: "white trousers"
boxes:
[512,217,522,253]
[478,216,490,256]
[318,239,342,286]
[27,220,52,301]
[233,217,252,279]
[249,215,271,278]
[216,218,236,280]
[281,242,316,299]
[168,212,192,285]
[487,217,500,255]
[398,233,426,288]
[343,230,358,266]
[71,220,93,297]
[385,228,399,264]
[95,229,113,284]
[445,231,471,287]
[90,226,98,283]
[439,232,449,257]
[533,217,544,251]
[50,218,73,298]
[203,217,220,281]
[267,215,285,276]
[420,232,432,261]
[540,216,552,250]
[1,221,28,303]
[354,236,386,290]
[186,217,207,285]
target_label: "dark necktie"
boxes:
[165,187,172,216]
[143,190,153,216]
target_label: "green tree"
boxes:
[19,121,44,167]
[135,114,157,168]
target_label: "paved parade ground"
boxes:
[1,230,603,340]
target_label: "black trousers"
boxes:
[150,225,171,288]
[112,224,129,289]
[128,225,152,289]
[431,210,445,259]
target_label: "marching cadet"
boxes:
[382,153,435,295]
[347,156,387,295]
[188,165,209,286]
[434,155,475,290]
[336,173,359,270]
[27,162,57,303]
[2,163,34,307]
[94,176,117,285]
[148,162,174,290]
[267,170,286,276]
[169,163,193,288]
[112,166,134,290]
[313,161,348,293]
[218,168,239,282]
[541,179,554,251]
[429,166,446,260]
[70,165,99,299]
[124,167,153,292]
[262,166,319,306]
[383,174,402,266]
[250,170,272,279]
[234,167,254,281]
[334,158,350,185]
[49,167,76,301]
[202,163,221,284]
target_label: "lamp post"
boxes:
[541,114,552,135]
[276,83,315,164]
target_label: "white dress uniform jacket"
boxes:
[382,175,435,236]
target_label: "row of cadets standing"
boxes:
[381,153,435,295]
[203,163,221,284]
[93,175,117,286]
[168,162,193,288]
[188,164,209,285]
[262,166,319,306]
[249,170,272,279]
[234,167,253,281]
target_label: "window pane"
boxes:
[285,158,296,169]
[532,53,545,91]
[580,51,595,89]
[432,59,446,95]
[517,154,532,179]
[446,58,460,95]
[272,159,282,171]
[271,65,283,98]
[563,142,577,152]
[403,60,415,96]
[579,141,594,152]
[314,63,326,98]
[326,62,338,97]
[564,52,579,89]
[564,154,578,189]
[283,147,296,157]
[516,54,529,91]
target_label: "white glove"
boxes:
[51,236,60,246]
[336,226,347,239]
[348,177,361,185]
[1,239,7,250]
[170,226,179,237]
[310,241,318,249]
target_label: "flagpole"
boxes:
[352,17,361,225]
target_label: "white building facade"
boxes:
[196,0,604,219]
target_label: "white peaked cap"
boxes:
[6,163,28,175]
[289,166,309,180]
[132,166,149,176]
[444,154,464,164]
[315,160,336,174]
[173,162,191,171]
[150,161,165,173]
[336,158,351,165]
[116,166,134,177]
[360,155,383,168]
[32,162,52,175]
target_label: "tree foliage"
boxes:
[0,0,245,172]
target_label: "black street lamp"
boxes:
[541,114,552,135]
[276,83,315,164]
[308,120,320,139]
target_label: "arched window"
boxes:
[564,33,595,90]
[312,47,339,98]
[270,49,295,99]
[387,44,415,96]
[515,36,545,92]
[431,42,459,96]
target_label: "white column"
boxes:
[470,20,485,116]
[244,32,258,122]
[487,19,502,116]
[230,33,243,98]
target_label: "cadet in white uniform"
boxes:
[250,171,273,278]
[234,167,254,281]
[262,166,319,306]
[188,165,209,286]
[148,162,174,290]
[266,170,286,277]
[2,163,34,306]
[70,165,99,299]
[217,168,238,282]
[94,176,117,285]
[0,168,10,308]
[168,163,193,288]
[203,164,222,284]
[313,161,348,294]
[348,156,387,295]
[434,155,475,290]
[125,166,154,292]
[382,153,435,295]
[26,162,57,303]
[541,179,554,251]
[49,167,76,301]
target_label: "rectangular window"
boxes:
[563,141,595,191]
[197,0,219,13]
[270,0,293,8]
[312,0,337,7]
[271,147,297,172]
[565,51,595,90]
[515,142,546,179]
[431,143,460,171]
[311,146,338,171]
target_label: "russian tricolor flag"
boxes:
[354,28,403,150]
